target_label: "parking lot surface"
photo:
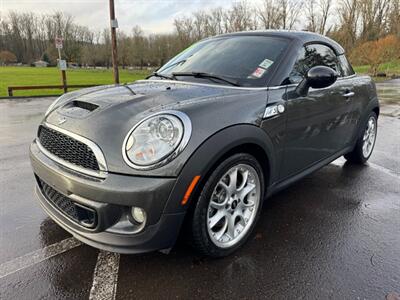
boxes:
[0,81,399,299]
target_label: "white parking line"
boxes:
[331,159,400,180]
[89,250,120,300]
[0,237,81,279]
[369,162,400,179]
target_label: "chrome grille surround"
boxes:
[37,122,107,178]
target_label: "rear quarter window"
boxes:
[338,54,355,77]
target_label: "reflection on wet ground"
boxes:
[0,81,399,299]
[376,78,400,104]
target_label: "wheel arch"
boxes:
[163,124,276,215]
[352,97,379,144]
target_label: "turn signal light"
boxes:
[181,175,201,205]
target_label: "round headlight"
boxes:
[123,111,191,169]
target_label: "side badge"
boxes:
[263,104,285,119]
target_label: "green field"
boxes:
[353,59,400,80]
[1,62,399,97]
[0,67,150,97]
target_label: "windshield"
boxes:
[155,35,289,87]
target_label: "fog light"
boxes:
[131,207,146,224]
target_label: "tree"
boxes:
[258,0,282,29]
[388,0,400,36]
[41,52,50,64]
[329,0,360,52]
[0,50,17,65]
[305,0,332,34]
[352,35,400,75]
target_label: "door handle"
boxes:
[343,91,355,98]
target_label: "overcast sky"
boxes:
[1,0,243,34]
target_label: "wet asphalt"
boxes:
[0,81,399,300]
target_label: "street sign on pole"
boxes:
[55,37,63,49]
[109,0,120,84]
[55,37,67,93]
[58,59,67,71]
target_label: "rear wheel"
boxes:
[191,153,264,257]
[344,111,377,164]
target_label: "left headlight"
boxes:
[122,111,192,169]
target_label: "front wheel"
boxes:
[344,111,378,164]
[191,153,264,257]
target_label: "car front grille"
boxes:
[38,125,100,171]
[37,177,97,228]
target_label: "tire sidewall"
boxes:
[192,153,265,257]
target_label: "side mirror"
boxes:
[295,66,338,96]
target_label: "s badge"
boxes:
[263,104,285,119]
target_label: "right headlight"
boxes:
[122,111,192,169]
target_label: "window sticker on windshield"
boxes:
[251,67,266,78]
[259,58,274,69]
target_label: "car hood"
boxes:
[46,80,242,124]
[44,80,262,175]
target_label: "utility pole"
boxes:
[55,37,68,93]
[109,0,120,84]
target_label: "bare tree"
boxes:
[258,0,282,29]
[329,0,361,51]
[359,0,392,41]
[281,0,303,29]
[388,0,400,36]
[305,0,332,34]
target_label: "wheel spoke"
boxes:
[363,131,369,141]
[208,210,226,228]
[227,214,236,239]
[227,168,238,194]
[237,170,249,191]
[214,219,228,241]
[239,183,256,201]
[240,199,255,208]
[218,181,230,195]
[209,200,224,209]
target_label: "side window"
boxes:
[338,54,355,77]
[288,44,340,83]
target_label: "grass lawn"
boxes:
[353,59,400,81]
[0,67,150,97]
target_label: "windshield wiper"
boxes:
[146,72,176,80]
[172,72,240,87]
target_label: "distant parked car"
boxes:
[33,60,49,67]
[30,31,379,257]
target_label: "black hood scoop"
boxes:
[59,100,99,118]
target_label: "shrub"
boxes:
[0,50,17,65]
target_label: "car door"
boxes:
[280,43,355,180]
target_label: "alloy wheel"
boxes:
[206,163,261,248]
[362,116,377,158]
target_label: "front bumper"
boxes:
[30,140,186,254]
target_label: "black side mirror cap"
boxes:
[295,66,338,96]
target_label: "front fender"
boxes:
[163,124,276,214]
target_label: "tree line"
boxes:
[0,0,399,71]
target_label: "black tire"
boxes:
[190,153,265,257]
[344,111,378,164]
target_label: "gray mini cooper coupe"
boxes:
[30,31,379,257]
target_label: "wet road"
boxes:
[0,82,399,299]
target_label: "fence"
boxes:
[7,84,101,97]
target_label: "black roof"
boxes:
[216,30,345,55]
